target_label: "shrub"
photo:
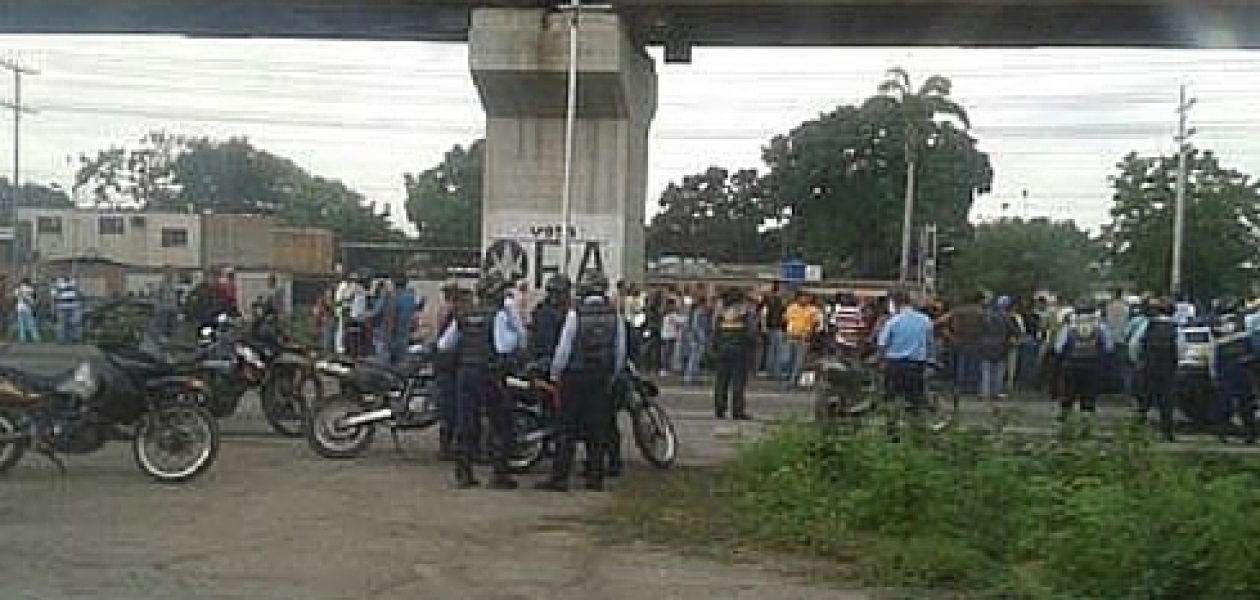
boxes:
[616,422,1260,598]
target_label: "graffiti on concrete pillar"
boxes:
[483,226,612,289]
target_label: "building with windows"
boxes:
[13,209,335,299]
[19,209,202,269]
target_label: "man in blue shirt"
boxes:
[1053,298,1115,419]
[537,270,627,492]
[435,274,519,490]
[877,291,934,423]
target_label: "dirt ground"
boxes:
[0,388,869,600]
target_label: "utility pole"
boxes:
[1171,84,1196,297]
[556,0,582,275]
[1,58,38,270]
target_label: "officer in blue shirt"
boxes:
[536,270,626,492]
[1054,298,1116,419]
[436,273,519,490]
[877,290,934,423]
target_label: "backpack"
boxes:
[1068,314,1102,361]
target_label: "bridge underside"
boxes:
[3,0,1260,48]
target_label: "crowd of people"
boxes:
[1,274,85,344]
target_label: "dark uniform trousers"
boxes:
[1217,361,1257,441]
[1142,365,1177,438]
[552,372,615,483]
[1061,360,1100,414]
[455,367,514,475]
[713,347,749,417]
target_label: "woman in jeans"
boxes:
[683,296,713,384]
[13,278,38,343]
[659,299,683,376]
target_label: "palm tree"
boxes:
[877,68,971,284]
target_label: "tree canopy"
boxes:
[645,166,779,263]
[1,178,73,211]
[761,75,992,278]
[1104,149,1260,300]
[73,132,399,241]
[950,218,1099,302]
[404,140,483,247]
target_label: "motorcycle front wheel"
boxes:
[630,398,677,469]
[261,366,321,438]
[507,407,547,474]
[306,395,376,459]
[133,405,219,483]
[0,409,29,474]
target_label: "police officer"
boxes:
[712,287,757,420]
[433,281,465,461]
[1053,298,1115,421]
[1130,298,1179,441]
[536,269,626,492]
[1213,305,1257,444]
[530,274,572,362]
[436,274,519,489]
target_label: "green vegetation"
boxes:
[608,424,1260,599]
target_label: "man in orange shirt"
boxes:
[783,291,823,388]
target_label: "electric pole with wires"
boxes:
[0,58,38,269]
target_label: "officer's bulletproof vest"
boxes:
[1068,314,1102,361]
[570,300,618,375]
[714,306,750,352]
[530,301,566,359]
[1143,318,1178,369]
[456,305,496,371]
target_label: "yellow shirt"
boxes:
[785,303,821,339]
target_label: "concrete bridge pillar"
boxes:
[470,8,657,289]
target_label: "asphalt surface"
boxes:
[0,347,1246,600]
[0,361,870,600]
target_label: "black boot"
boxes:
[488,474,518,490]
[535,478,569,492]
[454,464,479,489]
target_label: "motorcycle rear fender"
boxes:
[273,353,310,368]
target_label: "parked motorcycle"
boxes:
[305,345,437,459]
[812,339,956,432]
[508,360,677,473]
[198,308,322,437]
[0,341,220,482]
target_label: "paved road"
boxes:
[0,355,1243,600]
[0,382,869,600]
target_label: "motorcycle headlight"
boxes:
[56,362,98,399]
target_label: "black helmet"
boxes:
[1073,297,1097,314]
[575,269,609,297]
[476,273,509,301]
[544,274,572,297]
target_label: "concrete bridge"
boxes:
[4,1,1257,285]
[5,1,1260,47]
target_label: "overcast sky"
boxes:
[1,35,1259,234]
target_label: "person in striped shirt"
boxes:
[830,293,869,358]
[51,275,82,345]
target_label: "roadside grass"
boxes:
[602,420,1260,599]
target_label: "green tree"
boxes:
[1105,149,1260,300]
[74,131,183,209]
[404,140,483,247]
[877,68,973,282]
[762,81,992,278]
[950,218,1099,302]
[74,132,399,241]
[0,178,73,208]
[646,167,778,263]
